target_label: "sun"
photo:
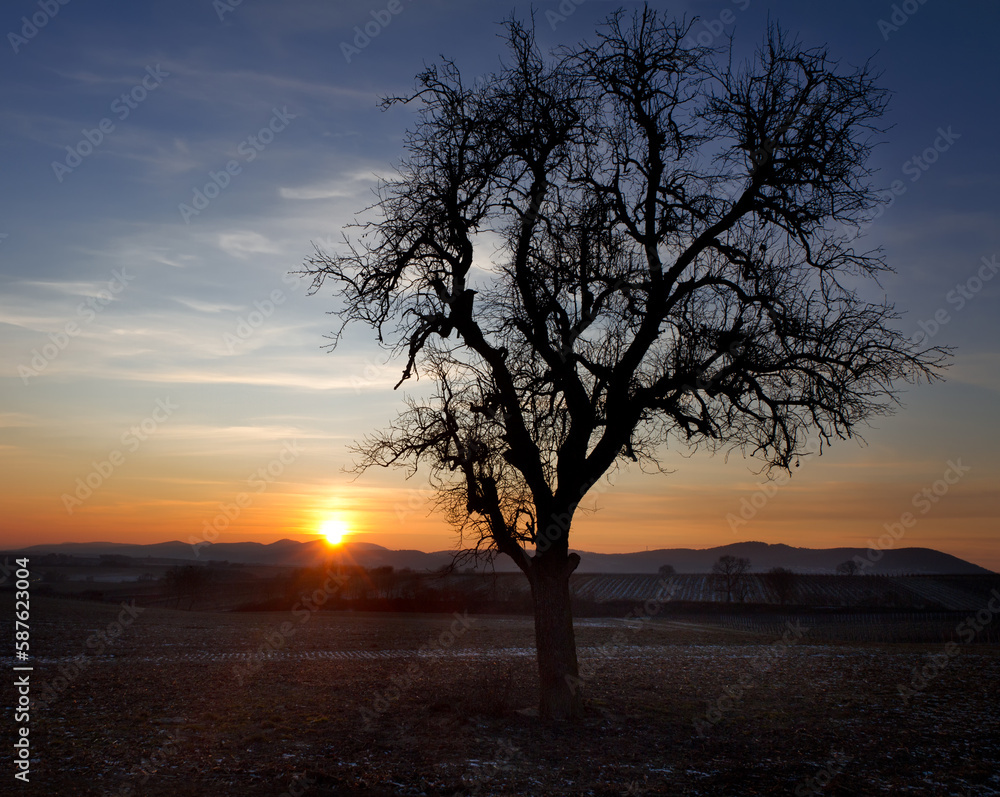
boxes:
[319,517,349,546]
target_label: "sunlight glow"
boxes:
[320,517,349,546]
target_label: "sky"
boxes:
[0,0,997,570]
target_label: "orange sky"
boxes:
[2,378,997,571]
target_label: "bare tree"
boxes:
[712,555,752,603]
[766,565,797,604]
[836,560,861,576]
[303,9,947,718]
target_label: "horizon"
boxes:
[6,536,995,574]
[6,536,988,554]
[2,0,998,572]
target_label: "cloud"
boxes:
[172,297,246,314]
[279,183,354,200]
[217,231,282,259]
[155,62,376,110]
[279,169,380,201]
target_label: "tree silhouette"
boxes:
[304,9,948,718]
[766,565,797,604]
[713,555,752,603]
[836,560,861,576]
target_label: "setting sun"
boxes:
[320,517,350,546]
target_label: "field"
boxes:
[23,558,1000,618]
[3,594,1000,796]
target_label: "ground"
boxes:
[3,595,999,796]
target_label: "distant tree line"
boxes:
[153,559,980,613]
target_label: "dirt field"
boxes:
[3,595,999,796]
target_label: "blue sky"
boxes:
[1,0,997,569]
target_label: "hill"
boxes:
[6,539,992,575]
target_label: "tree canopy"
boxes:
[304,8,948,718]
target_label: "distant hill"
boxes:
[6,539,992,575]
[562,541,993,576]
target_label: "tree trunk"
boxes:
[529,552,583,720]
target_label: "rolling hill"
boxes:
[7,539,992,575]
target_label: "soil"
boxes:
[3,595,998,796]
